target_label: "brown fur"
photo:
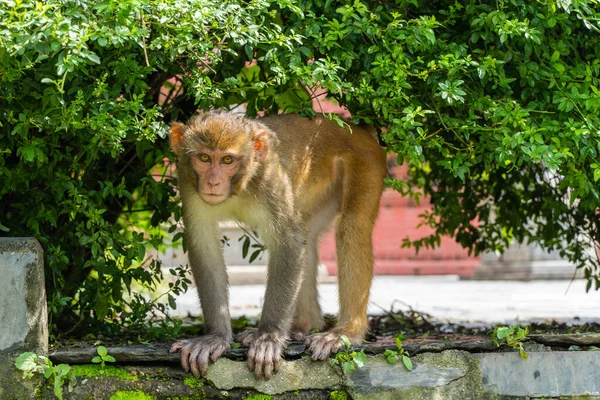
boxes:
[170,110,386,379]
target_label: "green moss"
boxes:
[183,376,204,388]
[72,364,138,380]
[166,396,208,400]
[109,391,156,400]
[244,395,272,400]
[329,391,348,400]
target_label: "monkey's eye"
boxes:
[222,155,234,164]
[198,153,210,163]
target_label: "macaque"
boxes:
[169,110,386,379]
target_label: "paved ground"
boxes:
[171,275,600,325]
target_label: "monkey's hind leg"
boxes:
[305,164,382,360]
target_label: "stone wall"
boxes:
[0,238,47,399]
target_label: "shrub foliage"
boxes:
[1,0,599,335]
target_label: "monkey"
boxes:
[169,110,386,379]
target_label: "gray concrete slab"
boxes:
[478,351,600,397]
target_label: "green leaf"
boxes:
[83,52,101,64]
[402,354,413,371]
[54,364,71,376]
[44,366,55,379]
[91,356,102,363]
[342,361,355,374]
[168,294,177,309]
[15,352,37,371]
[95,295,109,321]
[18,145,37,162]
[340,335,351,351]
[352,350,366,368]
[244,44,253,61]
[519,346,529,359]
[384,350,398,364]
[249,249,260,263]
[104,355,116,363]
[242,237,250,258]
[495,327,511,340]
[97,346,108,357]
[54,375,64,400]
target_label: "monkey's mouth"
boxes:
[201,193,229,205]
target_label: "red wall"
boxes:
[319,165,479,277]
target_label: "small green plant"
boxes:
[492,325,529,359]
[239,228,266,264]
[231,316,250,330]
[91,345,116,370]
[384,334,413,371]
[15,352,75,400]
[331,335,367,374]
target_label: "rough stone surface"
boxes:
[49,340,499,365]
[530,333,600,347]
[0,238,47,400]
[206,357,342,395]
[47,364,334,400]
[0,351,44,400]
[478,351,600,397]
[347,354,467,389]
[50,342,307,364]
[0,237,47,354]
[33,350,600,399]
[346,351,488,400]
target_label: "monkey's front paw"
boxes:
[239,328,313,345]
[235,328,259,347]
[170,335,230,378]
[289,330,307,342]
[305,332,347,360]
[247,331,286,380]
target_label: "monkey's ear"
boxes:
[170,122,185,155]
[253,129,269,161]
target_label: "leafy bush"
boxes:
[1,0,599,336]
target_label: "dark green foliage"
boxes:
[1,0,599,337]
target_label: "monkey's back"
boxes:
[260,114,387,215]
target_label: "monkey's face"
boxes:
[189,149,242,205]
[170,113,271,206]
